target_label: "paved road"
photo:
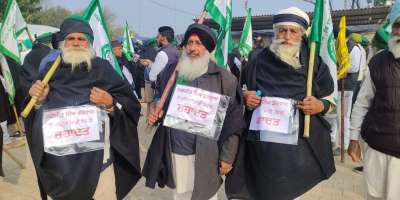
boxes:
[1,105,366,200]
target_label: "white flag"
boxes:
[83,0,122,77]
[0,0,27,64]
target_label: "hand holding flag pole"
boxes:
[147,8,209,126]
[21,56,62,118]
[303,42,316,138]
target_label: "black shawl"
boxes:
[22,57,141,200]
[231,41,335,200]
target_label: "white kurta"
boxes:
[350,70,400,200]
[171,153,218,200]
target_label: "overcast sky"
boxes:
[44,0,369,36]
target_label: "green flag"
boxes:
[239,8,253,61]
[83,0,122,77]
[310,0,338,105]
[372,0,400,49]
[0,0,27,64]
[0,53,16,104]
[205,0,233,68]
[123,21,134,61]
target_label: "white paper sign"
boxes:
[166,85,222,130]
[250,96,293,134]
[42,105,100,148]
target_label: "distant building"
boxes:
[204,6,390,46]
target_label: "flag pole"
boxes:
[3,147,25,169]
[340,79,345,162]
[147,9,208,125]
[25,27,34,43]
[21,56,62,118]
[197,10,208,24]
[12,105,25,134]
[303,42,317,138]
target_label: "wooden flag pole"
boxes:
[12,105,25,134]
[149,70,177,124]
[303,42,317,138]
[25,27,35,43]
[197,11,208,24]
[147,9,210,126]
[3,147,25,169]
[340,79,345,163]
[21,56,62,118]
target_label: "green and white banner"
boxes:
[239,8,253,61]
[310,0,338,105]
[0,53,16,104]
[83,0,122,77]
[205,0,233,68]
[123,21,135,62]
[0,0,27,64]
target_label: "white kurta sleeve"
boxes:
[350,70,376,140]
[149,51,169,82]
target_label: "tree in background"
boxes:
[0,0,42,23]
[31,6,72,28]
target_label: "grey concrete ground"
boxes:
[1,105,366,200]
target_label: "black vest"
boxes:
[361,50,400,158]
[155,44,179,98]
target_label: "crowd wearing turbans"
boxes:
[1,5,400,200]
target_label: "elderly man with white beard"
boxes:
[348,16,400,200]
[23,16,141,200]
[237,7,336,200]
[142,23,245,200]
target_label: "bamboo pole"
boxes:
[147,9,210,125]
[197,11,208,24]
[147,70,177,125]
[303,42,317,138]
[21,56,62,118]
[3,147,25,169]
[340,80,345,163]
[25,27,35,43]
[12,105,24,134]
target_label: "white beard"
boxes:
[269,38,302,69]
[59,41,95,71]
[389,36,400,59]
[176,49,211,82]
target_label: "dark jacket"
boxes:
[155,44,180,98]
[361,50,400,158]
[22,57,142,200]
[235,41,335,200]
[142,61,245,200]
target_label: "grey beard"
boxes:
[177,50,211,82]
[389,36,400,59]
[59,41,95,71]
[269,39,302,69]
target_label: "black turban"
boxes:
[181,23,216,52]
[59,16,93,42]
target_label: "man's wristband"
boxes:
[320,99,330,115]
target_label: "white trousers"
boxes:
[333,91,353,149]
[1,121,11,144]
[363,144,400,200]
[171,153,218,200]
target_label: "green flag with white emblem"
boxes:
[310,0,338,104]
[0,0,27,64]
[0,53,16,105]
[239,8,253,61]
[205,0,233,68]
[83,0,122,77]
[123,21,134,62]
